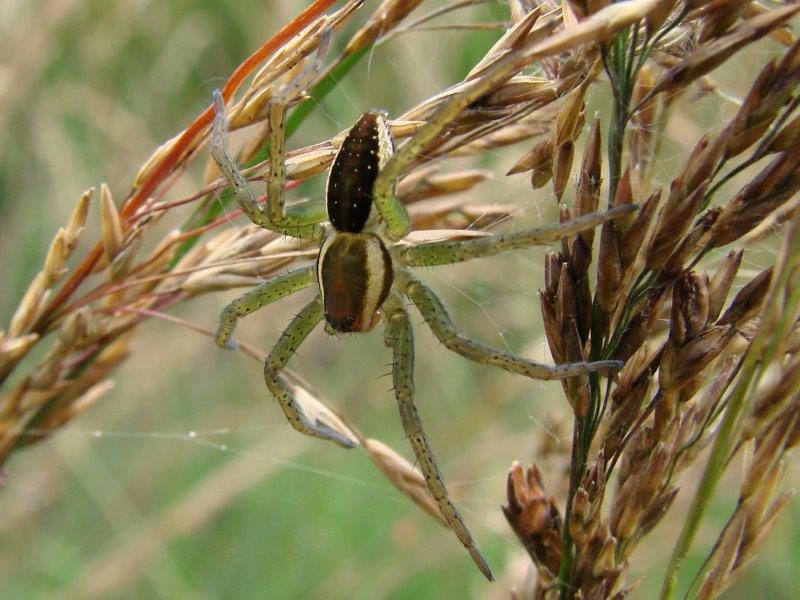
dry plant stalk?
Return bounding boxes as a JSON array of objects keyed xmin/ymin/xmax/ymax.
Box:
[
  {"xmin": 2, "ymin": 0, "xmax": 800, "ymax": 597},
  {"xmin": 499, "ymin": 2, "xmax": 800, "ymax": 599}
]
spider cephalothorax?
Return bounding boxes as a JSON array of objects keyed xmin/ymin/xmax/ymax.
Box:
[
  {"xmin": 209, "ymin": 45, "xmax": 633, "ymax": 580},
  {"xmin": 318, "ymin": 230, "xmax": 392, "ymax": 332},
  {"xmin": 318, "ymin": 112, "xmax": 394, "ymax": 333}
]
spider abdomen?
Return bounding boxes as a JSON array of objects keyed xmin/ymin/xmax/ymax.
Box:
[
  {"xmin": 317, "ymin": 232, "xmax": 393, "ymax": 332},
  {"xmin": 327, "ymin": 111, "xmax": 394, "ymax": 233}
]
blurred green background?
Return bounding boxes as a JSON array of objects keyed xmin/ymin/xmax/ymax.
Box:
[{"xmin": 1, "ymin": 1, "xmax": 798, "ymax": 598}]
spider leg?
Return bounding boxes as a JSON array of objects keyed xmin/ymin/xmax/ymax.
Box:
[
  {"xmin": 210, "ymin": 31, "xmax": 332, "ymax": 240},
  {"xmin": 401, "ymin": 204, "xmax": 636, "ymax": 267},
  {"xmin": 383, "ymin": 298, "xmax": 493, "ymax": 581},
  {"xmin": 370, "ymin": 182, "xmax": 412, "ymax": 241},
  {"xmin": 264, "ymin": 295, "xmax": 355, "ymax": 448},
  {"xmin": 371, "ymin": 37, "xmax": 568, "ymax": 242},
  {"xmin": 264, "ymin": 30, "xmax": 331, "ymax": 228},
  {"xmin": 215, "ymin": 265, "xmax": 317, "ymax": 349},
  {"xmin": 210, "ymin": 92, "xmax": 320, "ymax": 240},
  {"xmin": 368, "ymin": 133, "xmax": 412, "ymax": 240},
  {"xmin": 400, "ymin": 271, "xmax": 621, "ymax": 379}
]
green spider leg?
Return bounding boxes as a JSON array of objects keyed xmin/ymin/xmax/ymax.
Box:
[
  {"xmin": 215, "ymin": 265, "xmax": 317, "ymax": 349},
  {"xmin": 401, "ymin": 204, "xmax": 637, "ymax": 267},
  {"xmin": 382, "ymin": 295, "xmax": 493, "ymax": 581},
  {"xmin": 264, "ymin": 295, "xmax": 355, "ymax": 449},
  {"xmin": 370, "ymin": 26, "xmax": 560, "ymax": 241},
  {"xmin": 398, "ymin": 270, "xmax": 621, "ymax": 378},
  {"xmin": 210, "ymin": 32, "xmax": 331, "ymax": 241}
]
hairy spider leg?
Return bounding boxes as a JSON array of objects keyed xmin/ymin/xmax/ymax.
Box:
[
  {"xmin": 210, "ymin": 92, "xmax": 320, "ymax": 241},
  {"xmin": 400, "ymin": 271, "xmax": 621, "ymax": 378},
  {"xmin": 383, "ymin": 296, "xmax": 494, "ymax": 581},
  {"xmin": 210, "ymin": 31, "xmax": 332, "ymax": 241},
  {"xmin": 401, "ymin": 204, "xmax": 637, "ymax": 267},
  {"xmin": 264, "ymin": 295, "xmax": 355, "ymax": 449},
  {"xmin": 371, "ymin": 24, "xmax": 567, "ymax": 241},
  {"xmin": 215, "ymin": 265, "xmax": 317, "ymax": 350}
]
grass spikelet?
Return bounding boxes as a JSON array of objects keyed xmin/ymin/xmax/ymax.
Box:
[{"xmin": 3, "ymin": 1, "xmax": 800, "ymax": 597}]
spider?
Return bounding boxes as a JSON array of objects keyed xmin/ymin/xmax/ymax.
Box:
[{"xmin": 209, "ymin": 42, "xmax": 630, "ymax": 581}]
